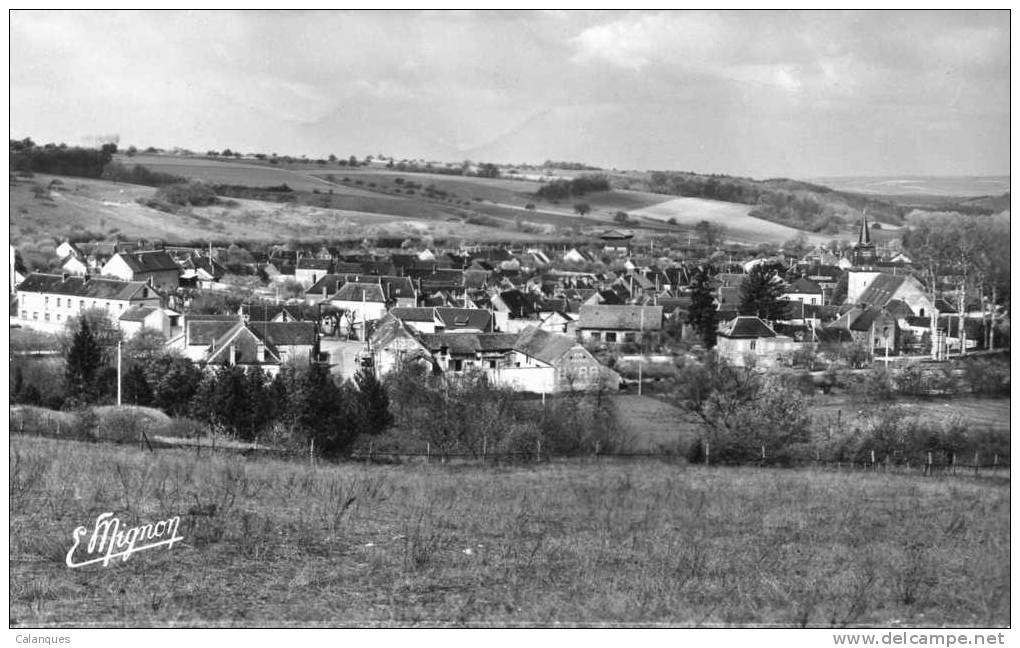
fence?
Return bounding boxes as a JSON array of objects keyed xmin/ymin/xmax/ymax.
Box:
[{"xmin": 10, "ymin": 417, "xmax": 1009, "ymax": 479}]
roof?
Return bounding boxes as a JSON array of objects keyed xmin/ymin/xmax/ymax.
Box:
[
  {"xmin": 718, "ymin": 316, "xmax": 778, "ymax": 339},
  {"xmin": 600, "ymin": 229, "xmax": 634, "ymax": 240},
  {"xmin": 119, "ymin": 307, "xmax": 158, "ymax": 322},
  {"xmin": 249, "ymin": 321, "xmax": 317, "ymax": 346},
  {"xmin": 17, "ymin": 273, "xmax": 152, "ymax": 301},
  {"xmin": 513, "ymin": 326, "xmax": 577, "ymax": 364},
  {"xmin": 186, "ymin": 319, "xmax": 240, "ymax": 346},
  {"xmin": 578, "ymin": 305, "xmax": 664, "ymax": 331},
  {"xmin": 436, "ymin": 307, "xmax": 493, "ymax": 332},
  {"xmin": 419, "ymin": 333, "xmax": 517, "ymax": 356},
  {"xmin": 331, "ymin": 282, "xmax": 386, "ymax": 302},
  {"xmin": 296, "ymin": 258, "xmax": 334, "ymax": 271},
  {"xmin": 390, "ymin": 307, "xmax": 436, "ymax": 323},
  {"xmin": 784, "ymin": 277, "xmax": 823, "ymax": 295},
  {"xmin": 884, "ymin": 299, "xmax": 915, "ymax": 319},
  {"xmin": 855, "ymin": 273, "xmax": 907, "ymax": 308},
  {"xmin": 112, "ymin": 250, "xmax": 180, "ymax": 274}
]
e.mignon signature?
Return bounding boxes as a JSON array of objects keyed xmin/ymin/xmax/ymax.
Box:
[{"xmin": 66, "ymin": 511, "xmax": 184, "ymax": 568}]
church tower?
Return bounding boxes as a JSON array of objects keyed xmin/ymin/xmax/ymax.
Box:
[{"xmin": 852, "ymin": 211, "xmax": 877, "ymax": 268}]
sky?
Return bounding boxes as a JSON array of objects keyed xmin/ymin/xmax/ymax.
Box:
[{"xmin": 8, "ymin": 10, "xmax": 1010, "ymax": 179}]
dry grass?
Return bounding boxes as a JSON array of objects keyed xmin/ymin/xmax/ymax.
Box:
[{"xmin": 10, "ymin": 434, "xmax": 1008, "ymax": 628}]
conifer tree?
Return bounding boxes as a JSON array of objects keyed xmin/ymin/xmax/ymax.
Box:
[
  {"xmin": 687, "ymin": 265, "xmax": 718, "ymax": 349},
  {"xmin": 65, "ymin": 318, "xmax": 103, "ymax": 405}
]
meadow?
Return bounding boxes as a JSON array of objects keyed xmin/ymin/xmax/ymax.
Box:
[
  {"xmin": 10, "ymin": 433, "xmax": 1009, "ymax": 627},
  {"xmin": 629, "ymin": 197, "xmax": 830, "ymax": 246}
]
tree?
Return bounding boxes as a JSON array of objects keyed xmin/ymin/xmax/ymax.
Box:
[
  {"xmin": 150, "ymin": 355, "xmax": 203, "ymax": 417},
  {"xmin": 613, "ymin": 211, "xmax": 628, "ymax": 223},
  {"xmin": 352, "ymin": 369, "xmax": 394, "ymax": 436},
  {"xmin": 122, "ymin": 364, "xmax": 153, "ymax": 406},
  {"xmin": 476, "ymin": 163, "xmax": 500, "ymax": 178},
  {"xmin": 694, "ymin": 220, "xmax": 725, "ymax": 247},
  {"xmin": 574, "ymin": 203, "xmax": 592, "ymax": 216},
  {"xmin": 687, "ymin": 265, "xmax": 718, "ymax": 349},
  {"xmin": 739, "ymin": 262, "xmax": 786, "ymax": 322},
  {"xmin": 294, "ymin": 363, "xmax": 358, "ymax": 456},
  {"xmin": 65, "ymin": 318, "xmax": 104, "ymax": 405}
]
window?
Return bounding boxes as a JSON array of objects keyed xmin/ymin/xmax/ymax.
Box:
[
  {"xmin": 56, "ymin": 314, "xmax": 61, "ymax": 321},
  {"xmin": 57, "ymin": 298, "xmax": 62, "ymax": 307},
  {"xmin": 489, "ymin": 361, "xmax": 497, "ymax": 369},
  {"xmin": 32, "ymin": 312, "xmax": 38, "ymax": 320},
  {"xmin": 44, "ymin": 296, "xmax": 49, "ymax": 307},
  {"xmin": 605, "ymin": 332, "xmax": 617, "ymax": 343},
  {"xmin": 44, "ymin": 313, "xmax": 50, "ymax": 322},
  {"xmin": 21, "ymin": 310, "xmax": 26, "ymax": 319},
  {"xmin": 624, "ymin": 332, "xmax": 636, "ymax": 343},
  {"xmin": 79, "ymin": 300, "xmax": 84, "ymax": 310},
  {"xmin": 453, "ymin": 359, "xmax": 463, "ymax": 372},
  {"xmin": 750, "ymin": 340, "xmax": 757, "ymax": 350},
  {"xmin": 120, "ymin": 303, "xmax": 124, "ymax": 310},
  {"xmin": 591, "ymin": 331, "xmax": 601, "ymax": 341}
]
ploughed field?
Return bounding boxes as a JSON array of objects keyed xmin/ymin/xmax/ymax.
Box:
[{"xmin": 10, "ymin": 435, "xmax": 1008, "ymax": 627}]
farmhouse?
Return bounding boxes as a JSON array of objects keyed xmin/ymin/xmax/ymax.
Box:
[
  {"xmin": 846, "ymin": 272, "xmax": 934, "ymax": 319},
  {"xmin": 715, "ymin": 315, "xmax": 797, "ymax": 368},
  {"xmin": 101, "ymin": 250, "xmax": 181, "ymax": 290},
  {"xmin": 576, "ymin": 304, "xmax": 663, "ymax": 345}
]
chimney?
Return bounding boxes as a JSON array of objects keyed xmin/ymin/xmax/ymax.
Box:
[
  {"xmin": 61, "ymin": 272, "xmax": 69, "ymax": 282},
  {"xmin": 229, "ymin": 344, "xmax": 237, "ymax": 365},
  {"xmin": 83, "ymin": 273, "xmax": 91, "ymax": 284}
]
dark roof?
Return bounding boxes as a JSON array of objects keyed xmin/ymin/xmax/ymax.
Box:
[
  {"xmin": 186, "ymin": 320, "xmax": 239, "ymax": 346},
  {"xmin": 436, "ymin": 307, "xmax": 493, "ymax": 332},
  {"xmin": 784, "ymin": 277, "xmax": 823, "ymax": 295},
  {"xmin": 119, "ymin": 307, "xmax": 157, "ymax": 322},
  {"xmin": 249, "ymin": 321, "xmax": 317, "ymax": 346},
  {"xmin": 884, "ymin": 299, "xmax": 915, "ymax": 319},
  {"xmin": 114, "ymin": 250, "xmax": 180, "ymax": 274},
  {"xmin": 578, "ymin": 305, "xmax": 663, "ymax": 331},
  {"xmin": 420, "ymin": 333, "xmax": 515, "ymax": 356},
  {"xmin": 718, "ymin": 316, "xmax": 778, "ymax": 339},
  {"xmin": 296, "ymin": 258, "xmax": 334, "ymax": 271},
  {"xmin": 17, "ymin": 273, "xmax": 151, "ymax": 301},
  {"xmin": 855, "ymin": 273, "xmax": 907, "ymax": 308},
  {"xmin": 499, "ymin": 289, "xmax": 539, "ymax": 318},
  {"xmin": 514, "ymin": 326, "xmax": 577, "ymax": 364},
  {"xmin": 332, "ymin": 282, "xmax": 386, "ymax": 302},
  {"xmin": 390, "ymin": 307, "xmax": 436, "ymax": 323}
]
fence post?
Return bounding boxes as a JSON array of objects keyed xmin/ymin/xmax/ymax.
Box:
[
  {"xmin": 705, "ymin": 441, "xmax": 710, "ymax": 466},
  {"xmin": 369, "ymin": 441, "xmax": 375, "ymax": 463},
  {"xmin": 426, "ymin": 442, "xmax": 430, "ymax": 466},
  {"xmin": 761, "ymin": 444, "xmax": 766, "ymax": 465},
  {"xmin": 926, "ymin": 451, "xmax": 933, "ymax": 477},
  {"xmin": 595, "ymin": 440, "xmax": 600, "ymax": 458},
  {"xmin": 870, "ymin": 449, "xmax": 876, "ymax": 471},
  {"xmin": 310, "ymin": 438, "xmax": 314, "ymax": 467},
  {"xmin": 536, "ymin": 439, "xmax": 541, "ymax": 463},
  {"xmin": 952, "ymin": 452, "xmax": 956, "ymax": 475},
  {"xmin": 993, "ymin": 453, "xmax": 998, "ymax": 469},
  {"xmin": 974, "ymin": 451, "xmax": 979, "ymax": 476}
]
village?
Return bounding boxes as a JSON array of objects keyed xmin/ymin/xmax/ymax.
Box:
[{"xmin": 10, "ymin": 209, "xmax": 995, "ymax": 399}]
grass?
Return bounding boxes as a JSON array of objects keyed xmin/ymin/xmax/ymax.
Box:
[
  {"xmin": 10, "ymin": 434, "xmax": 1009, "ymax": 627},
  {"xmin": 629, "ymin": 197, "xmax": 831, "ymax": 245}
]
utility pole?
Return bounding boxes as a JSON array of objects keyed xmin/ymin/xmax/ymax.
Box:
[
  {"xmin": 117, "ymin": 341, "xmax": 122, "ymax": 406},
  {"xmin": 638, "ymin": 306, "xmax": 644, "ymax": 396}
]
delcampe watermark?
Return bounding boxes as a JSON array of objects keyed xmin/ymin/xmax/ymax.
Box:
[{"xmin": 65, "ymin": 511, "xmax": 184, "ymax": 568}]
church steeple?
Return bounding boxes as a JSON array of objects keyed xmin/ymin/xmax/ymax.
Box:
[
  {"xmin": 858, "ymin": 210, "xmax": 871, "ymax": 246},
  {"xmin": 852, "ymin": 210, "xmax": 876, "ymax": 268}
]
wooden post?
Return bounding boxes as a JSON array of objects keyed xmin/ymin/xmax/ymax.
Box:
[
  {"xmin": 926, "ymin": 451, "xmax": 933, "ymax": 477},
  {"xmin": 595, "ymin": 440, "xmax": 600, "ymax": 457},
  {"xmin": 870, "ymin": 449, "xmax": 876, "ymax": 470},
  {"xmin": 482, "ymin": 436, "xmax": 487, "ymax": 465},
  {"xmin": 952, "ymin": 452, "xmax": 956, "ymax": 475},
  {"xmin": 536, "ymin": 439, "xmax": 541, "ymax": 463},
  {"xmin": 369, "ymin": 441, "xmax": 375, "ymax": 463},
  {"xmin": 310, "ymin": 438, "xmax": 314, "ymax": 467},
  {"xmin": 974, "ymin": 451, "xmax": 979, "ymax": 476},
  {"xmin": 704, "ymin": 441, "xmax": 710, "ymax": 466},
  {"xmin": 993, "ymin": 453, "xmax": 998, "ymax": 469},
  {"xmin": 761, "ymin": 444, "xmax": 766, "ymax": 463},
  {"xmin": 426, "ymin": 442, "xmax": 430, "ymax": 465}
]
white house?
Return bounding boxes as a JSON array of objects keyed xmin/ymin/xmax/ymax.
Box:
[
  {"xmin": 15, "ymin": 273, "xmax": 161, "ymax": 333},
  {"xmin": 716, "ymin": 316, "xmax": 797, "ymax": 368},
  {"xmin": 102, "ymin": 250, "xmax": 181, "ymax": 290}
]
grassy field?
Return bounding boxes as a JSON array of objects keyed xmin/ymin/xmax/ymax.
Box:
[
  {"xmin": 9, "ymin": 434, "xmax": 1008, "ymax": 627},
  {"xmin": 629, "ymin": 197, "xmax": 831, "ymax": 246}
]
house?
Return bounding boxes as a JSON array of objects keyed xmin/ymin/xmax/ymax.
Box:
[
  {"xmin": 576, "ymin": 304, "xmax": 663, "ymax": 345},
  {"xmin": 782, "ymin": 277, "xmax": 824, "ymax": 305},
  {"xmin": 181, "ymin": 256, "xmax": 227, "ymax": 288},
  {"xmin": 101, "ymin": 250, "xmax": 180, "ymax": 290},
  {"xmin": 15, "ymin": 273, "xmax": 161, "ymax": 332},
  {"xmin": 600, "ymin": 229, "xmax": 633, "ymax": 254},
  {"xmin": 181, "ymin": 319, "xmax": 318, "ymax": 376},
  {"xmin": 562, "ymin": 248, "xmax": 596, "ymax": 264},
  {"xmin": 329, "ymin": 282, "xmax": 388, "ymax": 338},
  {"xmin": 503, "ymin": 326, "xmax": 619, "ymax": 393},
  {"xmin": 847, "ymin": 272, "xmax": 935, "ymax": 319},
  {"xmin": 826, "ymin": 305, "xmax": 899, "ymax": 353},
  {"xmin": 56, "ymin": 240, "xmax": 83, "ymax": 261},
  {"xmin": 389, "ymin": 307, "xmax": 494, "ymax": 334},
  {"xmin": 60, "ymin": 255, "xmax": 89, "ymax": 277},
  {"xmin": 716, "ymin": 316, "xmax": 797, "ymax": 368},
  {"xmin": 119, "ymin": 306, "xmax": 181, "ymax": 340},
  {"xmin": 294, "ymin": 258, "xmax": 335, "ymax": 288}
]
